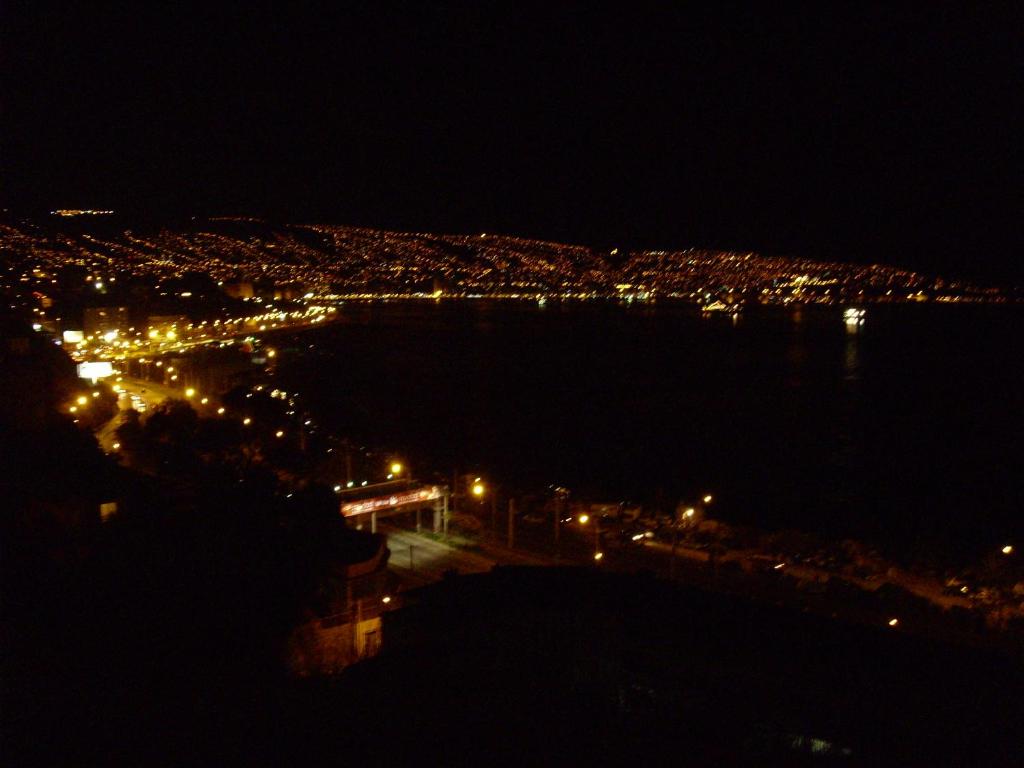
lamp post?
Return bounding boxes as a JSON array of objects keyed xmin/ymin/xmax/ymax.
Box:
[
  {"xmin": 670, "ymin": 494, "xmax": 710, "ymax": 580},
  {"xmin": 578, "ymin": 513, "xmax": 603, "ymax": 563}
]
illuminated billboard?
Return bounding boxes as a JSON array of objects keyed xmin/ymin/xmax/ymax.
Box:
[
  {"xmin": 77, "ymin": 361, "xmax": 115, "ymax": 380},
  {"xmin": 341, "ymin": 486, "xmax": 443, "ymax": 517}
]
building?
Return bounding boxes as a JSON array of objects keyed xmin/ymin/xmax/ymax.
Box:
[
  {"xmin": 222, "ymin": 281, "xmax": 254, "ymax": 299},
  {"xmin": 83, "ymin": 306, "xmax": 129, "ymax": 337}
]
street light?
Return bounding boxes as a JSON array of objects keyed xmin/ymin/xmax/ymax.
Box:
[
  {"xmin": 1003, "ymin": 545, "xmax": 1014, "ymax": 555},
  {"xmin": 184, "ymin": 387, "xmax": 195, "ymax": 398},
  {"xmin": 390, "ymin": 461, "xmax": 404, "ymax": 476},
  {"xmin": 471, "ymin": 478, "xmax": 485, "ymax": 497},
  {"xmin": 578, "ymin": 512, "xmax": 602, "ymax": 561}
]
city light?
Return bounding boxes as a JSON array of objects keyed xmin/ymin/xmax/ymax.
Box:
[
  {"xmin": 184, "ymin": 387, "xmax": 195, "ymax": 398},
  {"xmin": 382, "ymin": 596, "xmax": 391, "ymax": 604},
  {"xmin": 76, "ymin": 395, "xmax": 88, "ymax": 405},
  {"xmin": 217, "ymin": 407, "xmax": 225, "ymax": 415},
  {"xmin": 200, "ymin": 397, "xmax": 209, "ymax": 404},
  {"xmin": 703, "ymin": 494, "xmax": 713, "ymax": 503},
  {"xmin": 275, "ymin": 430, "xmax": 284, "ymax": 438},
  {"xmin": 594, "ymin": 552, "xmax": 604, "ymax": 561},
  {"xmin": 1002, "ymin": 545, "xmax": 1013, "ymax": 555},
  {"xmin": 390, "ymin": 461, "xmax": 403, "ymax": 475},
  {"xmin": 888, "ymin": 618, "xmax": 899, "ymax": 627},
  {"xmin": 471, "ymin": 479, "xmax": 485, "ymax": 497},
  {"xmin": 578, "ymin": 513, "xmax": 590, "ymax": 524},
  {"xmin": 684, "ymin": 507, "xmax": 695, "ymax": 518},
  {"xmin": 112, "ymin": 442, "xmax": 120, "ymax": 450},
  {"xmin": 243, "ymin": 417, "xmax": 252, "ymax": 425}
]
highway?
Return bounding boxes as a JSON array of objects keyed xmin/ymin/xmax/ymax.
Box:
[{"xmin": 94, "ymin": 375, "xmax": 215, "ymax": 454}]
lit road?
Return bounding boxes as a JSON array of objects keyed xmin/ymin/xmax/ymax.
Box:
[
  {"xmin": 94, "ymin": 375, "xmax": 211, "ymax": 454},
  {"xmin": 379, "ymin": 521, "xmax": 555, "ymax": 589}
]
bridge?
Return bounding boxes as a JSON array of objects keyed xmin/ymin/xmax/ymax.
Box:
[{"xmin": 338, "ymin": 480, "xmax": 451, "ymax": 535}]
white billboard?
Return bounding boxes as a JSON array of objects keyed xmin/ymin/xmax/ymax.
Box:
[{"xmin": 77, "ymin": 361, "xmax": 114, "ymax": 380}]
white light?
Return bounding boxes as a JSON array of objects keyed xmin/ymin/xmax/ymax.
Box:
[{"xmin": 77, "ymin": 361, "xmax": 114, "ymax": 379}]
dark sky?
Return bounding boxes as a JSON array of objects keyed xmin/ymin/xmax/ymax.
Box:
[{"xmin": 3, "ymin": 4, "xmax": 1021, "ymax": 280}]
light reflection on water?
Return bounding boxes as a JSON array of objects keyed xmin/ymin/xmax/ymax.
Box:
[{"xmin": 282, "ymin": 301, "xmax": 1024, "ymax": 559}]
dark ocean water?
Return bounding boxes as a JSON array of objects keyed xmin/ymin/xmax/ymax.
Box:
[{"xmin": 277, "ymin": 300, "xmax": 1024, "ymax": 562}]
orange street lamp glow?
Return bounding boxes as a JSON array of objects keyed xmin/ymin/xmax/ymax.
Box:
[
  {"xmin": 76, "ymin": 395, "xmax": 88, "ymax": 405},
  {"xmin": 471, "ymin": 479, "xmax": 485, "ymax": 497},
  {"xmin": 243, "ymin": 417, "xmax": 252, "ymax": 425},
  {"xmin": 594, "ymin": 551, "xmax": 604, "ymax": 561},
  {"xmin": 390, "ymin": 462, "xmax": 403, "ymax": 475},
  {"xmin": 578, "ymin": 513, "xmax": 590, "ymax": 524},
  {"xmin": 1003, "ymin": 545, "xmax": 1014, "ymax": 555},
  {"xmin": 888, "ymin": 618, "xmax": 899, "ymax": 627},
  {"xmin": 703, "ymin": 494, "xmax": 713, "ymax": 504},
  {"xmin": 275, "ymin": 430, "xmax": 284, "ymax": 438},
  {"xmin": 217, "ymin": 407, "xmax": 225, "ymax": 415},
  {"xmin": 184, "ymin": 387, "xmax": 195, "ymax": 398}
]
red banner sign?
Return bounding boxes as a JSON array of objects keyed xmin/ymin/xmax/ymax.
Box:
[{"xmin": 340, "ymin": 486, "xmax": 444, "ymax": 517}]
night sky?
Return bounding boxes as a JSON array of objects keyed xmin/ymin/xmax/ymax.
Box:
[{"xmin": 3, "ymin": 4, "xmax": 1021, "ymax": 280}]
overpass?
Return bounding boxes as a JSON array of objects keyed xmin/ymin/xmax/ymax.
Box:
[{"xmin": 339, "ymin": 480, "xmax": 451, "ymax": 535}]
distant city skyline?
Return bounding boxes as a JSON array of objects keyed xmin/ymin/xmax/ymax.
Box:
[{"xmin": 3, "ymin": 5, "xmax": 1021, "ymax": 282}]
